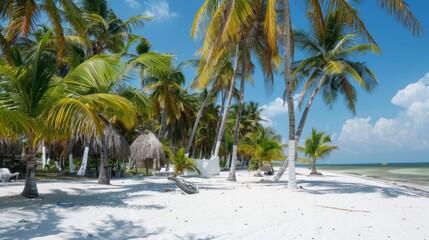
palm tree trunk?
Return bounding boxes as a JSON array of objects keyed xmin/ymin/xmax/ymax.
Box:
[
  {"xmin": 213, "ymin": 44, "xmax": 240, "ymax": 157},
  {"xmin": 269, "ymin": 0, "xmax": 296, "ymax": 188},
  {"xmin": 98, "ymin": 134, "xmax": 110, "ymax": 184},
  {"xmin": 67, "ymin": 137, "xmax": 75, "ymax": 173},
  {"xmin": 211, "ymin": 90, "xmax": 226, "ymax": 154},
  {"xmin": 21, "ymin": 150, "xmax": 39, "ymax": 198},
  {"xmin": 295, "ymin": 75, "xmax": 326, "ymax": 142},
  {"xmin": 158, "ymin": 108, "xmax": 168, "ymax": 140},
  {"xmin": 185, "ymin": 86, "xmax": 215, "ymax": 154},
  {"xmin": 310, "ymin": 160, "xmax": 318, "ymax": 175},
  {"xmin": 227, "ymin": 56, "xmax": 246, "ymax": 181}
]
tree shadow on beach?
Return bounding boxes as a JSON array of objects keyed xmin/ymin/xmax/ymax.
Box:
[
  {"xmin": 298, "ymin": 179, "xmax": 429, "ymax": 198},
  {"xmin": 0, "ymin": 178, "xmax": 179, "ymax": 239}
]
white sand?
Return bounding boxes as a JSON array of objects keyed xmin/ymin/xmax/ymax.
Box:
[{"xmin": 1, "ymin": 168, "xmax": 428, "ymax": 240}]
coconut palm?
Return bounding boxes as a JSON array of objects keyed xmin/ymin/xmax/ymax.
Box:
[
  {"xmin": 193, "ymin": 0, "xmax": 279, "ymax": 163},
  {"xmin": 292, "ymin": 10, "xmax": 380, "ymax": 146},
  {"xmin": 273, "ymin": 0, "xmax": 422, "ymax": 187},
  {"xmin": 144, "ymin": 63, "xmax": 186, "ymax": 140},
  {"xmin": 162, "ymin": 146, "xmax": 201, "ymax": 179},
  {"xmin": 0, "ymin": 30, "xmax": 60, "ymax": 197},
  {"xmin": 238, "ymin": 126, "xmax": 285, "ymax": 175},
  {"xmin": 0, "ymin": 0, "xmax": 86, "ymax": 61},
  {"xmin": 297, "ymin": 128, "xmax": 338, "ymax": 175},
  {"xmin": 80, "ymin": 0, "xmax": 151, "ymax": 55},
  {"xmin": 46, "ymin": 54, "xmax": 138, "ymax": 185}
]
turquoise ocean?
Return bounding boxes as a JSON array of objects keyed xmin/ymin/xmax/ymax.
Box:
[{"xmin": 298, "ymin": 162, "xmax": 429, "ymax": 192}]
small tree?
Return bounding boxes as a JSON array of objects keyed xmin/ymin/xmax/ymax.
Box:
[
  {"xmin": 297, "ymin": 128, "xmax": 338, "ymax": 175},
  {"xmin": 162, "ymin": 146, "xmax": 201, "ymax": 180}
]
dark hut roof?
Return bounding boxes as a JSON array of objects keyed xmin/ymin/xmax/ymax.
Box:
[
  {"xmin": 0, "ymin": 138, "xmax": 23, "ymax": 155},
  {"xmin": 130, "ymin": 130, "xmax": 164, "ymax": 161},
  {"xmin": 91, "ymin": 125, "xmax": 131, "ymax": 159}
]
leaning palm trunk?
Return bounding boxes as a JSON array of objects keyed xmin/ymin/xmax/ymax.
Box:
[
  {"xmin": 21, "ymin": 150, "xmax": 39, "ymax": 198},
  {"xmin": 213, "ymin": 44, "xmax": 240, "ymax": 157},
  {"xmin": 268, "ymin": 0, "xmax": 297, "ymax": 188},
  {"xmin": 227, "ymin": 57, "xmax": 246, "ymax": 181},
  {"xmin": 295, "ymin": 76, "xmax": 326, "ymax": 142},
  {"xmin": 185, "ymin": 86, "xmax": 215, "ymax": 154},
  {"xmin": 211, "ymin": 90, "xmax": 226, "ymax": 154}
]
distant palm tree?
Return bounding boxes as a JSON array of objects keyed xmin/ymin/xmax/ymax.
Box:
[
  {"xmin": 297, "ymin": 128, "xmax": 337, "ymax": 175},
  {"xmin": 144, "ymin": 64, "xmax": 186, "ymax": 141},
  {"xmin": 80, "ymin": 0, "xmax": 151, "ymax": 55},
  {"xmin": 238, "ymin": 126, "xmax": 285, "ymax": 175}
]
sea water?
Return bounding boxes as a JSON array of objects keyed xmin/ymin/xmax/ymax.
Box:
[{"xmin": 306, "ymin": 162, "xmax": 429, "ymax": 192}]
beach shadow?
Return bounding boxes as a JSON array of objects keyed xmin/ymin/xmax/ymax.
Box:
[
  {"xmin": 298, "ymin": 179, "xmax": 429, "ymax": 198},
  {"xmin": 0, "ymin": 179, "xmax": 178, "ymax": 239}
]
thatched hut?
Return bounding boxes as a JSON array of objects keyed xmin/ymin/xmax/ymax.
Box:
[
  {"xmin": 130, "ymin": 130, "xmax": 164, "ymax": 171},
  {"xmin": 0, "ymin": 138, "xmax": 22, "ymax": 156}
]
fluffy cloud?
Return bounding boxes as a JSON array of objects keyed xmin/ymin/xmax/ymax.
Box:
[
  {"xmin": 338, "ymin": 73, "xmax": 429, "ymax": 152},
  {"xmin": 260, "ymin": 96, "xmax": 299, "ymax": 127},
  {"xmin": 143, "ymin": 0, "xmax": 178, "ymax": 22},
  {"xmin": 125, "ymin": 0, "xmax": 141, "ymax": 9}
]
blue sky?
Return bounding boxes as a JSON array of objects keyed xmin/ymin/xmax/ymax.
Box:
[{"xmin": 112, "ymin": 0, "xmax": 429, "ymax": 164}]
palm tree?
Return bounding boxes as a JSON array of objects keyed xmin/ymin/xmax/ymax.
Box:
[
  {"xmin": 162, "ymin": 146, "xmax": 201, "ymax": 180},
  {"xmin": 144, "ymin": 63, "xmax": 186, "ymax": 141},
  {"xmin": 293, "ymin": 10, "xmax": 380, "ymax": 145},
  {"xmin": 273, "ymin": 0, "xmax": 422, "ymax": 187},
  {"xmin": 80, "ymin": 0, "xmax": 151, "ymax": 55},
  {"xmin": 297, "ymin": 128, "xmax": 338, "ymax": 175},
  {"xmin": 238, "ymin": 126, "xmax": 285, "ymax": 176},
  {"xmin": 0, "ymin": 31, "xmax": 59, "ymax": 197},
  {"xmin": 0, "ymin": 0, "xmax": 86, "ymax": 62},
  {"xmin": 46, "ymin": 55, "xmax": 138, "ymax": 185},
  {"xmin": 228, "ymin": 1, "xmax": 281, "ymax": 181}
]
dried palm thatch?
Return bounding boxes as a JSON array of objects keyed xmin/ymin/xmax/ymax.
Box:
[
  {"xmin": 131, "ymin": 130, "xmax": 164, "ymax": 169},
  {"xmin": 0, "ymin": 138, "xmax": 23, "ymax": 155},
  {"xmin": 92, "ymin": 124, "xmax": 131, "ymax": 159}
]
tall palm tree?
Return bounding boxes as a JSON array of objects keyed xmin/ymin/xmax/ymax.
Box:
[
  {"xmin": 80, "ymin": 0, "xmax": 151, "ymax": 55},
  {"xmin": 144, "ymin": 63, "xmax": 186, "ymax": 141},
  {"xmin": 0, "ymin": 30, "xmax": 59, "ymax": 197},
  {"xmin": 228, "ymin": 1, "xmax": 281, "ymax": 181},
  {"xmin": 273, "ymin": 0, "xmax": 422, "ymax": 187},
  {"xmin": 193, "ymin": 0, "xmax": 279, "ymax": 163},
  {"xmin": 0, "ymin": 0, "xmax": 86, "ymax": 62},
  {"xmin": 297, "ymin": 128, "xmax": 338, "ymax": 175},
  {"xmin": 293, "ymin": 10, "xmax": 380, "ymax": 146},
  {"xmin": 46, "ymin": 55, "xmax": 138, "ymax": 185}
]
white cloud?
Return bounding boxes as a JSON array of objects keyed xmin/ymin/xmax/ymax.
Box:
[
  {"xmin": 338, "ymin": 73, "xmax": 429, "ymax": 152},
  {"xmin": 125, "ymin": 0, "xmax": 141, "ymax": 9},
  {"xmin": 259, "ymin": 96, "xmax": 299, "ymax": 127},
  {"xmin": 143, "ymin": 0, "xmax": 178, "ymax": 22}
]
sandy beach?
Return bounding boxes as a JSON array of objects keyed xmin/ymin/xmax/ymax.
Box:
[{"xmin": 1, "ymin": 168, "xmax": 428, "ymax": 240}]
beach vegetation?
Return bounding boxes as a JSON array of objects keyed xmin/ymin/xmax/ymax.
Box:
[{"xmin": 297, "ymin": 128, "xmax": 338, "ymax": 175}]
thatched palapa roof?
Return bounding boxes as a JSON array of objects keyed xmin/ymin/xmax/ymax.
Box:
[
  {"xmin": 131, "ymin": 130, "xmax": 164, "ymax": 161},
  {"xmin": 0, "ymin": 138, "xmax": 23, "ymax": 155},
  {"xmin": 90, "ymin": 124, "xmax": 131, "ymax": 159}
]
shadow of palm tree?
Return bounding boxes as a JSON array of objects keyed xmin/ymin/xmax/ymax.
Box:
[{"xmin": 298, "ymin": 179, "xmax": 429, "ymax": 198}]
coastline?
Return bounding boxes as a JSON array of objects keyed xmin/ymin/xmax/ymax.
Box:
[{"xmin": 1, "ymin": 169, "xmax": 429, "ymax": 239}]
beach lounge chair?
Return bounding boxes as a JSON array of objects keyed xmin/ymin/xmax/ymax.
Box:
[
  {"xmin": 152, "ymin": 166, "xmax": 174, "ymax": 177},
  {"xmin": 0, "ymin": 168, "xmax": 19, "ymax": 182}
]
